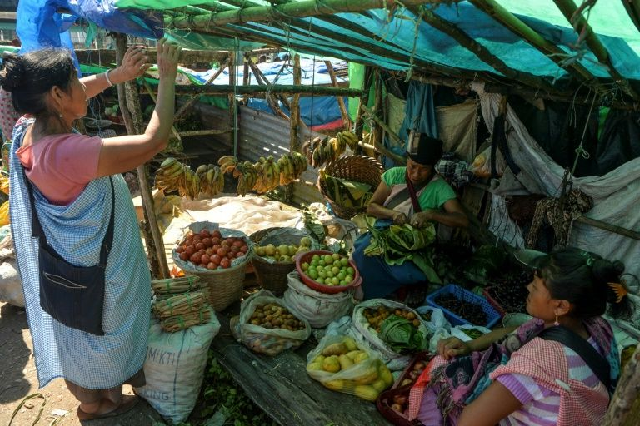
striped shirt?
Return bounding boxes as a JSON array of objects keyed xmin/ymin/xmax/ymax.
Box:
[{"xmin": 497, "ymin": 337, "xmax": 603, "ymax": 425}]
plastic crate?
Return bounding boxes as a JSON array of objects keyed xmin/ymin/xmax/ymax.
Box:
[
  {"xmin": 426, "ymin": 284, "xmax": 501, "ymax": 328},
  {"xmin": 482, "ymin": 288, "xmax": 507, "ymax": 317}
]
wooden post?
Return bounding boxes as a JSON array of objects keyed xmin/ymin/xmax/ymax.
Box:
[
  {"xmin": 142, "ymin": 80, "xmax": 183, "ymax": 149},
  {"xmin": 242, "ymin": 53, "xmax": 250, "ymax": 104},
  {"xmin": 115, "ymin": 33, "xmax": 169, "ymax": 279},
  {"xmin": 286, "ymin": 54, "xmax": 302, "ymax": 203},
  {"xmin": 247, "ymin": 57, "xmax": 289, "ymax": 120},
  {"xmin": 354, "ymin": 66, "xmax": 373, "ymax": 155},
  {"xmin": 603, "ymin": 343, "xmax": 640, "ymax": 425},
  {"xmin": 228, "ymin": 51, "xmax": 238, "ymax": 157},
  {"xmin": 174, "ymin": 58, "xmax": 229, "ymax": 121},
  {"xmin": 324, "ymin": 60, "xmax": 350, "ymax": 129}
]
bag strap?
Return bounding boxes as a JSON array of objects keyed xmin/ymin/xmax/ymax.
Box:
[
  {"xmin": 538, "ymin": 325, "xmax": 611, "ymax": 392},
  {"xmin": 25, "ymin": 170, "xmax": 116, "ymax": 268}
]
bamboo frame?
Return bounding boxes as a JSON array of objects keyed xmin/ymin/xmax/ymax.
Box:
[
  {"xmin": 419, "ymin": 7, "xmax": 556, "ymax": 93},
  {"xmin": 174, "ymin": 58, "xmax": 229, "ymax": 121},
  {"xmin": 553, "ymin": 0, "xmax": 638, "ymax": 100},
  {"xmin": 354, "ymin": 66, "xmax": 373, "ymax": 155},
  {"xmin": 468, "ymin": 0, "xmax": 596, "ymax": 84},
  {"xmin": 246, "ymin": 56, "xmax": 289, "ymax": 120},
  {"xmin": 621, "ymin": 0, "xmax": 640, "ymax": 33},
  {"xmin": 361, "ymin": 105, "xmax": 406, "ymax": 165}
]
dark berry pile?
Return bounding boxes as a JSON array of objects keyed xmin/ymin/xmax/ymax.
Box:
[
  {"xmin": 486, "ymin": 270, "xmax": 532, "ymax": 314},
  {"xmin": 434, "ymin": 294, "xmax": 488, "ymax": 326}
]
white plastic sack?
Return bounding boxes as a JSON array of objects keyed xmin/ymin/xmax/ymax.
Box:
[
  {"xmin": 0, "ymin": 259, "xmax": 23, "ymax": 307},
  {"xmin": 283, "ymin": 271, "xmax": 354, "ymax": 328},
  {"xmin": 416, "ymin": 305, "xmax": 451, "ymax": 353},
  {"xmin": 134, "ymin": 308, "xmax": 221, "ymax": 424}
]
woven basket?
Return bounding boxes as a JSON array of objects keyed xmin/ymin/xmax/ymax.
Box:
[
  {"xmin": 249, "ymin": 227, "xmax": 313, "ymax": 295},
  {"xmin": 172, "ymin": 222, "xmax": 252, "ymax": 312},
  {"xmin": 318, "ymin": 155, "xmax": 384, "ymax": 219}
]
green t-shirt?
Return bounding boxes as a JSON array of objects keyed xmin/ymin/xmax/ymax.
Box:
[{"xmin": 382, "ymin": 166, "xmax": 456, "ymax": 210}]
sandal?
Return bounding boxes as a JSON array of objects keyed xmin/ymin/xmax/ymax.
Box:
[{"xmin": 77, "ymin": 395, "xmax": 139, "ymax": 421}]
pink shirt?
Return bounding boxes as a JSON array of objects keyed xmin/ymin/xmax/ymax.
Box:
[{"xmin": 17, "ymin": 133, "xmax": 102, "ymax": 205}]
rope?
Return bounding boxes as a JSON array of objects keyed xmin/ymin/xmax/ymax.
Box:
[{"xmin": 8, "ymin": 393, "xmax": 46, "ymax": 426}]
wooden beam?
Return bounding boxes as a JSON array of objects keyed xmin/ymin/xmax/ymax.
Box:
[
  {"xmin": 246, "ymin": 56, "xmax": 289, "ymax": 120},
  {"xmin": 372, "ymin": 69, "xmax": 384, "ymax": 153},
  {"xmin": 468, "ymin": 0, "xmax": 596, "ymax": 83},
  {"xmin": 418, "ymin": 7, "xmax": 557, "ymax": 93},
  {"xmin": 228, "ymin": 50, "xmax": 238, "ymax": 157},
  {"xmin": 553, "ymin": 0, "xmax": 638, "ymax": 100},
  {"xmin": 575, "ymin": 216, "xmax": 640, "ymax": 241},
  {"xmin": 324, "ymin": 61, "xmax": 350, "ymax": 129},
  {"xmin": 290, "ymin": 54, "xmax": 302, "ymax": 154},
  {"xmin": 242, "ymin": 54, "xmax": 250, "ymax": 104},
  {"xmin": 178, "ymin": 129, "xmax": 232, "ymax": 137},
  {"xmin": 621, "ymin": 0, "xmax": 640, "ymax": 33},
  {"xmin": 115, "ymin": 34, "xmax": 169, "ymax": 280},
  {"xmin": 362, "ymin": 105, "xmax": 406, "ymax": 165},
  {"xmin": 165, "ymin": 0, "xmax": 437, "ymax": 27},
  {"xmin": 75, "ymin": 48, "xmax": 228, "ymax": 67},
  {"xmin": 146, "ymin": 84, "xmax": 363, "ymax": 97}
]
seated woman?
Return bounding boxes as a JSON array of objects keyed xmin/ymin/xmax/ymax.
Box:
[
  {"xmin": 352, "ymin": 133, "xmax": 468, "ymax": 300},
  {"xmin": 408, "ymin": 247, "xmax": 625, "ymax": 426}
]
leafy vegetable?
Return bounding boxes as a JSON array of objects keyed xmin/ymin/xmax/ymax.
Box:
[
  {"xmin": 379, "ymin": 315, "xmax": 427, "ymax": 353},
  {"xmin": 463, "ymin": 245, "xmax": 508, "ymax": 285}
]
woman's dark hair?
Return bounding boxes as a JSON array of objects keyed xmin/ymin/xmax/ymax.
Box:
[
  {"xmin": 535, "ymin": 247, "xmax": 630, "ymax": 319},
  {"xmin": 0, "ymin": 49, "xmax": 75, "ymax": 116}
]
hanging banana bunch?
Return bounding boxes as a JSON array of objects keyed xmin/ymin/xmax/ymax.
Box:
[
  {"xmin": 155, "ymin": 157, "xmax": 185, "ymax": 192},
  {"xmin": 277, "ymin": 154, "xmax": 295, "ymax": 186},
  {"xmin": 197, "ymin": 164, "xmax": 224, "ymax": 197},
  {"xmin": 179, "ymin": 166, "xmax": 199, "ymax": 198},
  {"xmin": 337, "ymin": 130, "xmax": 358, "ymax": 151},
  {"xmin": 236, "ymin": 161, "xmax": 258, "ymax": 196},
  {"xmin": 290, "ymin": 151, "xmax": 308, "ymax": 179},
  {"xmin": 217, "ymin": 156, "xmax": 238, "ymax": 175}
]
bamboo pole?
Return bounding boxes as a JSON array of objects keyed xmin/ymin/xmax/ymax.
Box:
[
  {"xmin": 419, "ymin": 8, "xmax": 556, "ymax": 93},
  {"xmin": 165, "ymin": 0, "xmax": 437, "ymax": 27},
  {"xmin": 575, "ymin": 216, "xmax": 640, "ymax": 241},
  {"xmin": 354, "ymin": 66, "xmax": 373, "ymax": 155},
  {"xmin": 285, "ymin": 54, "xmax": 302, "ymax": 203},
  {"xmin": 372, "ymin": 69, "xmax": 384, "ymax": 154},
  {"xmin": 115, "ymin": 34, "xmax": 169, "ymax": 280},
  {"xmin": 621, "ymin": 0, "xmax": 640, "ymax": 33},
  {"xmin": 144, "ymin": 84, "xmax": 363, "ymax": 97},
  {"xmin": 178, "ymin": 129, "xmax": 232, "ymax": 137},
  {"xmin": 361, "ymin": 105, "xmax": 406, "ymax": 165},
  {"xmin": 553, "ymin": 0, "xmax": 638, "ymax": 100},
  {"xmin": 228, "ymin": 50, "xmax": 238, "ymax": 157},
  {"xmin": 174, "ymin": 58, "xmax": 229, "ymax": 121},
  {"xmin": 468, "ymin": 0, "xmax": 596, "ymax": 83},
  {"xmin": 242, "ymin": 54, "xmax": 250, "ymax": 104},
  {"xmin": 246, "ymin": 57, "xmax": 289, "ymax": 120},
  {"xmin": 324, "ymin": 60, "xmax": 350, "ymax": 129}
]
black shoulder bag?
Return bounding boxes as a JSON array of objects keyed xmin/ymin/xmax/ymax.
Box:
[
  {"xmin": 26, "ymin": 175, "xmax": 115, "ymax": 336},
  {"xmin": 538, "ymin": 325, "xmax": 612, "ymax": 393}
]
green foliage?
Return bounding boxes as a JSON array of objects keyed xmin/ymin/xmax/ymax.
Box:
[{"xmin": 193, "ymin": 350, "xmax": 279, "ymax": 426}]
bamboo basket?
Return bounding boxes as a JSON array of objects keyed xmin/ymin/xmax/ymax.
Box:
[
  {"xmin": 172, "ymin": 222, "xmax": 252, "ymax": 312},
  {"xmin": 318, "ymin": 155, "xmax": 384, "ymax": 219},
  {"xmin": 249, "ymin": 227, "xmax": 315, "ymax": 295}
]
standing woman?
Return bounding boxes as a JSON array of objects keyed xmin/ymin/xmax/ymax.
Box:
[{"xmin": 1, "ymin": 39, "xmax": 180, "ymax": 420}]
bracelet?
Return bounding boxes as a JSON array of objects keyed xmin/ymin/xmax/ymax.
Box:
[{"xmin": 104, "ymin": 70, "xmax": 113, "ymax": 87}]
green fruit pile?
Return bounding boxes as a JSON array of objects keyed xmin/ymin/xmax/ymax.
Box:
[
  {"xmin": 301, "ymin": 253, "xmax": 355, "ymax": 286},
  {"xmin": 255, "ymin": 236, "xmax": 312, "ymax": 263}
]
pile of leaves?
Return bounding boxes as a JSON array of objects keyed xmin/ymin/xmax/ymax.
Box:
[
  {"xmin": 188, "ymin": 351, "xmax": 278, "ymax": 426},
  {"xmin": 364, "ymin": 221, "xmax": 439, "ymax": 283},
  {"xmin": 379, "ymin": 315, "xmax": 427, "ymax": 353}
]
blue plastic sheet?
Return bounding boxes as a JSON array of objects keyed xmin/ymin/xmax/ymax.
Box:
[{"xmin": 247, "ymin": 96, "xmax": 348, "ymax": 128}]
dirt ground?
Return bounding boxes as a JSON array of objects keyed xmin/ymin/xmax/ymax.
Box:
[{"xmin": 0, "ymin": 302, "xmax": 165, "ymax": 426}]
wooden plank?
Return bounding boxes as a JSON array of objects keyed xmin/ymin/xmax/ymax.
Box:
[
  {"xmin": 146, "ymin": 84, "xmax": 363, "ymax": 97},
  {"xmin": 210, "ymin": 315, "xmax": 391, "ymax": 426},
  {"xmin": 75, "ymin": 48, "xmax": 228, "ymax": 67}
]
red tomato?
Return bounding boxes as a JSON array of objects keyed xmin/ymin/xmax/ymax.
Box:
[
  {"xmin": 230, "ymin": 245, "xmax": 240, "ymax": 253},
  {"xmin": 193, "ymin": 235, "xmax": 202, "ymax": 242},
  {"xmin": 217, "ymin": 247, "xmax": 228, "ymax": 256},
  {"xmin": 211, "ymin": 237, "xmax": 220, "ymax": 245},
  {"xmin": 200, "ymin": 229, "xmax": 210, "ymax": 237},
  {"xmin": 190, "ymin": 253, "xmax": 201, "ymax": 264},
  {"xmin": 206, "ymin": 262, "xmax": 216, "ymax": 270},
  {"xmin": 211, "ymin": 255, "xmax": 221, "ymax": 265},
  {"xmin": 195, "ymin": 242, "xmax": 204, "ymax": 251},
  {"xmin": 212, "ymin": 245, "xmax": 221, "ymax": 252},
  {"xmin": 202, "ymin": 238, "xmax": 212, "ymax": 247},
  {"xmin": 232, "ymin": 240, "xmax": 243, "ymax": 248},
  {"xmin": 221, "ymin": 240, "xmax": 229, "ymax": 247},
  {"xmin": 205, "ymin": 248, "xmax": 213, "ymax": 256},
  {"xmin": 236, "ymin": 252, "xmax": 245, "ymax": 259},
  {"xmin": 220, "ymin": 258, "xmax": 230, "ymax": 269},
  {"xmin": 240, "ymin": 245, "xmax": 248, "ymax": 253},
  {"xmin": 176, "ymin": 245, "xmax": 184, "ymax": 254},
  {"xmin": 185, "ymin": 246, "xmax": 195, "ymax": 256},
  {"xmin": 201, "ymin": 254, "xmax": 210, "ymax": 265},
  {"xmin": 212, "ymin": 230, "xmax": 222, "ymax": 239},
  {"xmin": 227, "ymin": 252, "xmax": 234, "ymax": 259},
  {"xmin": 179, "ymin": 252, "xmax": 189, "ymax": 261}
]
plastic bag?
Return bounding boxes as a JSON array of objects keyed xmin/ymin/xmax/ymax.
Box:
[
  {"xmin": 450, "ymin": 324, "xmax": 491, "ymax": 342},
  {"xmin": 134, "ymin": 309, "xmax": 220, "ymax": 424},
  {"xmin": 235, "ymin": 289, "xmax": 311, "ymax": 356},
  {"xmin": 283, "ymin": 270, "xmax": 354, "ymax": 328},
  {"xmin": 470, "ymin": 146, "xmax": 505, "ymax": 177},
  {"xmin": 416, "ymin": 305, "xmax": 451, "ymax": 353},
  {"xmin": 352, "ymin": 299, "xmax": 431, "ymax": 372},
  {"xmin": 306, "ymin": 334, "xmax": 394, "ymax": 401}
]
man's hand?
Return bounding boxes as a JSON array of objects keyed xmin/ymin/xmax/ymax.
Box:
[
  {"xmin": 392, "ymin": 211, "xmax": 408, "ymax": 225},
  {"xmin": 410, "ymin": 210, "xmax": 435, "ymax": 228},
  {"xmin": 116, "ymin": 46, "xmax": 151, "ymax": 82},
  {"xmin": 436, "ymin": 337, "xmax": 471, "ymax": 360}
]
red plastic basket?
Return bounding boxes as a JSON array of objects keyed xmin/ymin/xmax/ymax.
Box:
[{"xmin": 295, "ymin": 250, "xmax": 362, "ymax": 294}]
